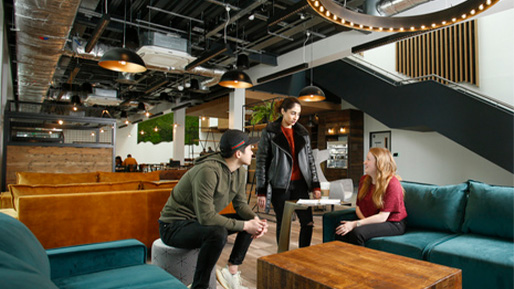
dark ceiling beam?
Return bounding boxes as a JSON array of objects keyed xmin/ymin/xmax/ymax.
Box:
[
  {"xmin": 250, "ymin": 17, "xmax": 325, "ymax": 51},
  {"xmin": 144, "ymin": 80, "xmax": 169, "ymax": 95},
  {"xmin": 205, "ymin": 0, "xmax": 267, "ymax": 38},
  {"xmin": 185, "ymin": 43, "xmax": 231, "ymax": 71},
  {"xmin": 267, "ymin": 1, "xmax": 309, "ymax": 27},
  {"xmin": 85, "ymin": 14, "xmax": 110, "ymax": 53}
]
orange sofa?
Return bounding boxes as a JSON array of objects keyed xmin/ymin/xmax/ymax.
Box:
[{"xmin": 0, "ymin": 171, "xmax": 178, "ymax": 249}]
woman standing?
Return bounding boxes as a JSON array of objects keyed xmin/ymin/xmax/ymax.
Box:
[
  {"xmin": 256, "ymin": 97, "xmax": 321, "ymax": 248},
  {"xmin": 334, "ymin": 147, "xmax": 407, "ymax": 245}
]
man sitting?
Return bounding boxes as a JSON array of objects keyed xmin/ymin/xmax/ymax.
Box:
[{"xmin": 159, "ymin": 129, "xmax": 268, "ymax": 289}]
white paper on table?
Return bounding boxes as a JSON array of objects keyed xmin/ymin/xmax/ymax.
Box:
[{"xmin": 297, "ymin": 199, "xmax": 341, "ymax": 205}]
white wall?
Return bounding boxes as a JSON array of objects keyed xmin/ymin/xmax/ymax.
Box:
[
  {"xmin": 353, "ymin": 8, "xmax": 514, "ymax": 186},
  {"xmin": 363, "ymin": 113, "xmax": 513, "ymax": 186},
  {"xmin": 477, "ymin": 8, "xmax": 514, "ymax": 107}
]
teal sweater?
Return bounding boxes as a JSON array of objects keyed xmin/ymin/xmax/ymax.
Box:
[{"xmin": 159, "ymin": 153, "xmax": 256, "ymax": 231}]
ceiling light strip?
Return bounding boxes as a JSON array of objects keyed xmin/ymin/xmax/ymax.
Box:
[{"xmin": 308, "ymin": 0, "xmax": 499, "ymax": 32}]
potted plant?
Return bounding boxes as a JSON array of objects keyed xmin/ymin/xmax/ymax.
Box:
[{"xmin": 250, "ymin": 101, "xmax": 278, "ymax": 125}]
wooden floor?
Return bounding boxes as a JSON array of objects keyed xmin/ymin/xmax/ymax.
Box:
[{"xmin": 215, "ymin": 209, "xmax": 327, "ymax": 289}]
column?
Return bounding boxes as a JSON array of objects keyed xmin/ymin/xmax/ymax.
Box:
[
  {"xmin": 229, "ymin": 88, "xmax": 245, "ymax": 130},
  {"xmin": 173, "ymin": 107, "xmax": 186, "ymax": 165}
]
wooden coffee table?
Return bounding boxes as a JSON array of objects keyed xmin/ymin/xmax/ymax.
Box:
[{"xmin": 258, "ymin": 241, "xmax": 462, "ymax": 289}]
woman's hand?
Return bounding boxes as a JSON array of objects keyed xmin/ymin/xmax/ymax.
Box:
[
  {"xmin": 335, "ymin": 220, "xmax": 357, "ymax": 236},
  {"xmin": 257, "ymin": 196, "xmax": 266, "ymax": 210},
  {"xmin": 312, "ymin": 189, "xmax": 322, "ymax": 199}
]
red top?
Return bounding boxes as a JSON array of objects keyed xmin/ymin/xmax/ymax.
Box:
[
  {"xmin": 281, "ymin": 126, "xmax": 302, "ymax": 181},
  {"xmin": 356, "ymin": 175, "xmax": 407, "ymax": 222}
]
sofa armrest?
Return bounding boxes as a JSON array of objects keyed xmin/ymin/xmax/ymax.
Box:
[
  {"xmin": 322, "ymin": 208, "xmax": 358, "ymax": 243},
  {"xmin": 47, "ymin": 239, "xmax": 147, "ymax": 279},
  {"xmin": 0, "ymin": 191, "xmax": 13, "ymax": 209}
]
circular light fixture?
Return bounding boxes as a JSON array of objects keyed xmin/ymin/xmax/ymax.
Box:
[
  {"xmin": 308, "ymin": 0, "xmax": 500, "ymax": 32},
  {"xmin": 298, "ymin": 85, "xmax": 326, "ymax": 102},
  {"xmin": 219, "ymin": 70, "xmax": 253, "ymax": 89},
  {"xmin": 98, "ymin": 48, "xmax": 147, "ymax": 73}
]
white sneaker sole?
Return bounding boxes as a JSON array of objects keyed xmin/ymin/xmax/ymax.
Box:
[{"xmin": 216, "ymin": 269, "xmax": 230, "ymax": 289}]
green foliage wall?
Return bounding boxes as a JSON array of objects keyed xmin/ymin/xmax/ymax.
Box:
[{"xmin": 137, "ymin": 113, "xmax": 199, "ymax": 145}]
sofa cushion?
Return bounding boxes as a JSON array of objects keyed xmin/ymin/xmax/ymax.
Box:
[
  {"xmin": 16, "ymin": 172, "xmax": 98, "ymax": 185},
  {"xmin": 52, "ymin": 263, "xmax": 188, "ymax": 289},
  {"xmin": 462, "ymin": 180, "xmax": 514, "ymax": 239},
  {"xmin": 140, "ymin": 180, "xmax": 178, "ymax": 190},
  {"xmin": 366, "ymin": 229, "xmax": 458, "ymax": 260},
  {"xmin": 401, "ymin": 181, "xmax": 468, "ymax": 233},
  {"xmin": 427, "ymin": 234, "xmax": 514, "ymax": 289},
  {"xmin": 0, "ymin": 213, "xmax": 51, "ymax": 277},
  {"xmin": 10, "ymin": 181, "xmax": 142, "ymax": 210},
  {"xmin": 98, "ymin": 171, "xmax": 160, "ymax": 183}
]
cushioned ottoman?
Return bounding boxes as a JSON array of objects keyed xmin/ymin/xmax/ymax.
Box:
[{"xmin": 151, "ymin": 238, "xmax": 217, "ymax": 288}]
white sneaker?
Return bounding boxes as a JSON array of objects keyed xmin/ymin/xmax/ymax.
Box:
[{"xmin": 216, "ymin": 266, "xmax": 248, "ymax": 289}]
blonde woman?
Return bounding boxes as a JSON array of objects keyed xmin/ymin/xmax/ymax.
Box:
[{"xmin": 334, "ymin": 147, "xmax": 407, "ymax": 245}]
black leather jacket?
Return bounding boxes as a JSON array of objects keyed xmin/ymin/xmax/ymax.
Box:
[{"xmin": 255, "ymin": 119, "xmax": 320, "ymax": 197}]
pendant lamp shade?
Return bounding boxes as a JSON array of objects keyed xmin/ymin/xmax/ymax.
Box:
[
  {"xmin": 219, "ymin": 70, "xmax": 253, "ymax": 89},
  {"xmin": 298, "ymin": 85, "xmax": 326, "ymax": 102},
  {"xmin": 98, "ymin": 48, "xmax": 147, "ymax": 73}
]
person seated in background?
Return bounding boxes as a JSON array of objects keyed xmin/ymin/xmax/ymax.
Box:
[
  {"xmin": 115, "ymin": 156, "xmax": 125, "ymax": 172},
  {"xmin": 207, "ymin": 146, "xmax": 214, "ymax": 153},
  {"xmin": 159, "ymin": 129, "xmax": 268, "ymax": 289},
  {"xmin": 332, "ymin": 147, "xmax": 407, "ymax": 246},
  {"xmin": 122, "ymin": 154, "xmax": 138, "ymax": 172}
]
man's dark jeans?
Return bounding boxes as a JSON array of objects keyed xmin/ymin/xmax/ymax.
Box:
[{"xmin": 159, "ymin": 214, "xmax": 252, "ymax": 289}]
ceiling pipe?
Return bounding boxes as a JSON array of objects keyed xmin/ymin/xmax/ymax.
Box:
[
  {"xmin": 365, "ymin": 0, "xmax": 432, "ymax": 16},
  {"xmin": 14, "ymin": 0, "xmax": 82, "ymax": 102}
]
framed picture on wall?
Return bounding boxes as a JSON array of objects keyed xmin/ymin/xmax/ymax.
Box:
[{"xmin": 370, "ymin": 131, "xmax": 392, "ymax": 151}]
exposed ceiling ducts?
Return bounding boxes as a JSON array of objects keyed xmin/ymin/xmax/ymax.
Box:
[{"xmin": 14, "ymin": 0, "xmax": 82, "ymax": 102}]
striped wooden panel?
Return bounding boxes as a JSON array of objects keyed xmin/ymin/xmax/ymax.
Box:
[{"xmin": 396, "ymin": 20, "xmax": 478, "ymax": 86}]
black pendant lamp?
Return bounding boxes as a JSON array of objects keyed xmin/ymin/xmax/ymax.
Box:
[
  {"xmin": 298, "ymin": 84, "xmax": 325, "ymax": 102},
  {"xmin": 219, "ymin": 55, "xmax": 253, "ymax": 89},
  {"xmin": 98, "ymin": 0, "xmax": 146, "ymax": 73},
  {"xmin": 298, "ymin": 32, "xmax": 325, "ymax": 102},
  {"xmin": 99, "ymin": 48, "xmax": 146, "ymax": 73}
]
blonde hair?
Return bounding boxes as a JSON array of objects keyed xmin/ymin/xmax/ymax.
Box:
[{"xmin": 358, "ymin": 147, "xmax": 403, "ymax": 209}]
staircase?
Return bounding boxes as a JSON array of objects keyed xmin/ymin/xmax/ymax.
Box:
[{"xmin": 313, "ymin": 57, "xmax": 514, "ymax": 173}]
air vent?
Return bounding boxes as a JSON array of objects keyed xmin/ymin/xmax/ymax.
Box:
[
  {"xmin": 84, "ymin": 88, "xmax": 122, "ymax": 106},
  {"xmin": 137, "ymin": 32, "xmax": 196, "ymax": 69}
]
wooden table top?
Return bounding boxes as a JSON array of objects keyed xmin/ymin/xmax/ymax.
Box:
[{"xmin": 258, "ymin": 241, "xmax": 462, "ymax": 289}]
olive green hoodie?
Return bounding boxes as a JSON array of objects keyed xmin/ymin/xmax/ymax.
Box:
[{"xmin": 159, "ymin": 153, "xmax": 256, "ymax": 231}]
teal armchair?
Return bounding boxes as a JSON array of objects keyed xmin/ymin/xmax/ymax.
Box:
[{"xmin": 0, "ymin": 213, "xmax": 187, "ymax": 289}]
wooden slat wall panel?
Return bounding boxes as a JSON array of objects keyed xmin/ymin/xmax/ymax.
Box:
[
  {"xmin": 5, "ymin": 146, "xmax": 113, "ymax": 185},
  {"xmin": 396, "ymin": 21, "xmax": 478, "ymax": 86}
]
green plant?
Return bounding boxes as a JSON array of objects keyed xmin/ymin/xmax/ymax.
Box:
[{"xmin": 250, "ymin": 101, "xmax": 278, "ymax": 125}]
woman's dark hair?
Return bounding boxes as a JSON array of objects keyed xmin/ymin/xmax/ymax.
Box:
[{"xmin": 275, "ymin": 97, "xmax": 301, "ymax": 114}]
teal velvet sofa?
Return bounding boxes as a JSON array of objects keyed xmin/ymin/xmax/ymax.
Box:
[
  {"xmin": 323, "ymin": 180, "xmax": 514, "ymax": 289},
  {"xmin": 0, "ymin": 213, "xmax": 187, "ymax": 289}
]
